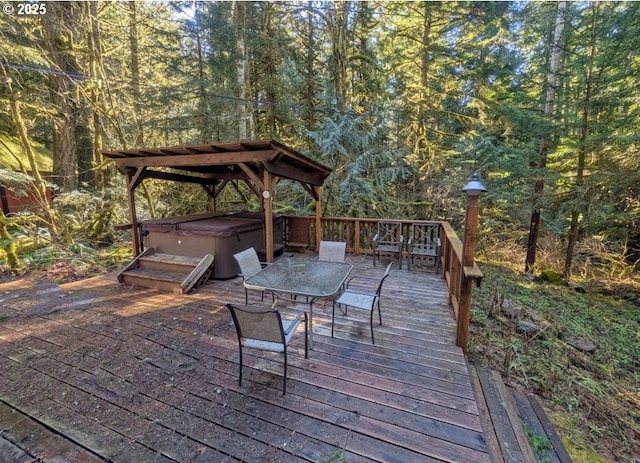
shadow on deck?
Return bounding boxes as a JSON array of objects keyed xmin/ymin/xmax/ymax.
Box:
[{"xmin": 0, "ymin": 256, "xmax": 490, "ymax": 462}]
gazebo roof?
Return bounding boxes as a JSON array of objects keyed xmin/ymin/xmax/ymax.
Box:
[
  {"xmin": 103, "ymin": 139, "xmax": 331, "ymax": 261},
  {"xmin": 103, "ymin": 139, "xmax": 332, "ymax": 189}
]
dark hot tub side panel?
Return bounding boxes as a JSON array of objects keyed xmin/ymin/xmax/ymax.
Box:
[{"xmin": 141, "ymin": 212, "xmax": 283, "ymax": 279}]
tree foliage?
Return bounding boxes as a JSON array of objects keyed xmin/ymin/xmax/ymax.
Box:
[{"xmin": 0, "ymin": 1, "xmax": 638, "ymax": 268}]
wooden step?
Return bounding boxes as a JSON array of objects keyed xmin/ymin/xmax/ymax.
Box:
[
  {"xmin": 469, "ymin": 365, "xmax": 573, "ymax": 463},
  {"xmin": 120, "ymin": 267, "xmax": 187, "ymax": 293},
  {"xmin": 117, "ymin": 249, "xmax": 214, "ymax": 294},
  {"xmin": 138, "ymin": 253, "xmax": 203, "ymax": 273},
  {"xmin": 512, "ymin": 392, "xmax": 573, "ymax": 463}
]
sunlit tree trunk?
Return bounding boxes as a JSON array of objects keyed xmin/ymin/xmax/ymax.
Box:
[
  {"xmin": 525, "ymin": 1, "xmax": 566, "ymax": 274},
  {"xmin": 87, "ymin": 0, "xmax": 105, "ymax": 191},
  {"xmin": 76, "ymin": 3, "xmax": 93, "ymax": 189},
  {"xmin": 129, "ymin": 1, "xmax": 144, "ymax": 147},
  {"xmin": 41, "ymin": 1, "xmax": 84, "ymax": 192}
]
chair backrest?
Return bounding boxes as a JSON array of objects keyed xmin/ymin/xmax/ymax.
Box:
[
  {"xmin": 410, "ymin": 223, "xmax": 440, "ymax": 252},
  {"xmin": 318, "ymin": 241, "xmax": 347, "ymax": 262},
  {"xmin": 226, "ymin": 303, "xmax": 284, "ymax": 345},
  {"xmin": 233, "ymin": 247, "xmax": 262, "ymax": 280},
  {"xmin": 376, "ymin": 221, "xmax": 402, "ymax": 243},
  {"xmin": 375, "ymin": 262, "xmax": 394, "ymax": 296}
]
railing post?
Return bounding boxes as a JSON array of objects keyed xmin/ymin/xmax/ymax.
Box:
[{"xmin": 457, "ymin": 173, "xmax": 486, "ymax": 352}]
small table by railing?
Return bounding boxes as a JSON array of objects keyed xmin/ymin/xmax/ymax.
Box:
[{"xmin": 243, "ymin": 257, "xmax": 353, "ymax": 349}]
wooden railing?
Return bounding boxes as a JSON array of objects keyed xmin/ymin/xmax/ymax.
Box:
[{"xmin": 281, "ymin": 215, "xmax": 483, "ymax": 351}]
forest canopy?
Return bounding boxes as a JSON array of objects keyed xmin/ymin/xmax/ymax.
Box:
[{"xmin": 1, "ymin": 1, "xmax": 639, "ymax": 276}]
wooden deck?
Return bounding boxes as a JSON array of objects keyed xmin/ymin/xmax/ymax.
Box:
[{"xmin": 0, "ymin": 256, "xmax": 491, "ymax": 463}]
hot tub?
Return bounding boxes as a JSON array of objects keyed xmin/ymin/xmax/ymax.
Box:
[{"xmin": 141, "ymin": 211, "xmax": 283, "ymax": 279}]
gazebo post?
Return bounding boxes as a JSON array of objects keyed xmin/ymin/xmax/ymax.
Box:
[
  {"xmin": 314, "ymin": 185, "xmax": 322, "ymax": 251},
  {"xmin": 263, "ymin": 171, "xmax": 274, "ymax": 262},
  {"xmin": 126, "ymin": 170, "xmax": 140, "ymax": 256}
]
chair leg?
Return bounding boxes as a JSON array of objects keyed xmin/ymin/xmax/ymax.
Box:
[
  {"xmin": 304, "ymin": 312, "xmax": 309, "ymax": 358},
  {"xmin": 283, "ymin": 347, "xmax": 287, "ymax": 395},
  {"xmin": 331, "ymin": 302, "xmax": 335, "ymax": 338},
  {"xmin": 370, "ymin": 310, "xmax": 375, "ymax": 344},
  {"xmin": 238, "ymin": 345, "xmax": 243, "ymax": 386},
  {"xmin": 244, "ymin": 288, "xmax": 249, "ymax": 305},
  {"xmin": 377, "ymin": 299, "xmax": 382, "ymax": 325}
]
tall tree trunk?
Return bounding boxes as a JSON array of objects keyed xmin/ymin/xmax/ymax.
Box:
[
  {"xmin": 328, "ymin": 2, "xmax": 350, "ymax": 113},
  {"xmin": 525, "ymin": 1, "xmax": 566, "ymax": 273},
  {"xmin": 129, "ymin": 1, "xmax": 144, "ymax": 147},
  {"xmin": 417, "ymin": 2, "xmax": 433, "ymax": 171},
  {"xmin": 235, "ymin": 2, "xmax": 250, "ymax": 139},
  {"xmin": 195, "ymin": 3, "xmax": 211, "ymax": 142},
  {"xmin": 564, "ymin": 3, "xmax": 599, "ymax": 279},
  {"xmin": 87, "ymin": 0, "xmax": 105, "ymax": 191},
  {"xmin": 260, "ymin": 4, "xmax": 278, "ymax": 136},
  {"xmin": 303, "ymin": 1, "xmax": 318, "ymax": 130},
  {"xmin": 74, "ymin": 7, "xmax": 93, "ymax": 190},
  {"xmin": 41, "ymin": 1, "xmax": 83, "ymax": 192}
]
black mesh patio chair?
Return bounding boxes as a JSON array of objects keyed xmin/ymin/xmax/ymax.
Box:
[
  {"xmin": 331, "ymin": 262, "xmax": 393, "ymax": 344},
  {"xmin": 226, "ymin": 303, "xmax": 308, "ymax": 395}
]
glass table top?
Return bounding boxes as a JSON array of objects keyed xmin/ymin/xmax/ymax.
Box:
[{"xmin": 244, "ymin": 257, "xmax": 353, "ymax": 298}]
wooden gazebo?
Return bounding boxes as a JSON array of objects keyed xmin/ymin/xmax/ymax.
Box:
[{"xmin": 103, "ymin": 139, "xmax": 332, "ymax": 262}]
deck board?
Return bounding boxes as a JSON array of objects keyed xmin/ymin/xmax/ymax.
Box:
[{"xmin": 0, "ymin": 256, "xmax": 491, "ymax": 462}]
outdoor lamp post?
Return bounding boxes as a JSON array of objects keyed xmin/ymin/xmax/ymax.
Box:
[{"xmin": 457, "ymin": 172, "xmax": 487, "ymax": 351}]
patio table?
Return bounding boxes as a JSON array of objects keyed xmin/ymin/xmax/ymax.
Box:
[{"xmin": 243, "ymin": 257, "xmax": 353, "ymax": 348}]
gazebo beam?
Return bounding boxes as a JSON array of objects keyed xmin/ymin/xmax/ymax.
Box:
[
  {"xmin": 264, "ymin": 160, "xmax": 325, "ymax": 186},
  {"xmin": 237, "ymin": 163, "xmax": 265, "ymax": 191},
  {"xmin": 112, "ymin": 150, "xmax": 279, "ymax": 168}
]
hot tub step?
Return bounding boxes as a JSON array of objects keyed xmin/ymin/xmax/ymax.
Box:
[
  {"xmin": 138, "ymin": 253, "xmax": 203, "ymax": 273},
  {"xmin": 118, "ymin": 249, "xmax": 214, "ymax": 294},
  {"xmin": 121, "ymin": 268, "xmax": 187, "ymax": 293}
]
